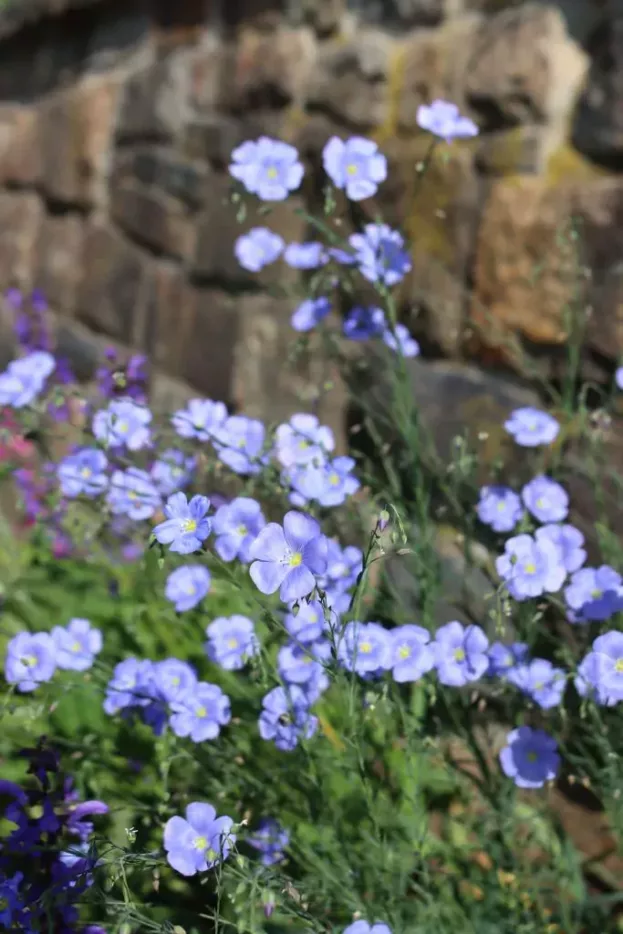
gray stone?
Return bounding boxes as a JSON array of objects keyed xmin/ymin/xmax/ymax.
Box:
[
  {"xmin": 572, "ymin": 18, "xmax": 623, "ymax": 168},
  {"xmin": 116, "ymin": 54, "xmax": 190, "ymax": 143}
]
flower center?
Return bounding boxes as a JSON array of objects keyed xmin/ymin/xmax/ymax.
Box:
[
  {"xmin": 536, "ymin": 497, "xmax": 545, "ymax": 509},
  {"xmin": 497, "ymin": 501, "xmax": 506, "ymax": 511},
  {"xmin": 181, "ymin": 519, "xmax": 198, "ymax": 534},
  {"xmin": 526, "ymin": 751, "xmax": 538, "ymax": 762},
  {"xmin": 128, "ymin": 490, "xmax": 138, "ymax": 500},
  {"xmin": 329, "ymin": 473, "xmax": 340, "ymax": 486},
  {"xmin": 359, "ymin": 641, "xmax": 372, "ymax": 654},
  {"xmin": 185, "ymin": 584, "xmax": 196, "ymax": 595},
  {"xmin": 615, "ymin": 659, "xmax": 623, "ymax": 673},
  {"xmin": 81, "ymin": 467, "xmax": 92, "ymax": 478},
  {"xmin": 454, "ymin": 648, "xmax": 466, "ymax": 662},
  {"xmin": 71, "ymin": 641, "xmax": 82, "ymax": 652},
  {"xmin": 591, "ymin": 588, "xmax": 603, "ymax": 599},
  {"xmin": 116, "ymin": 420, "xmax": 129, "ymax": 434},
  {"xmin": 289, "ymin": 552, "xmax": 303, "ymax": 568},
  {"xmin": 196, "ymin": 705, "xmax": 207, "ymax": 718},
  {"xmin": 227, "ymin": 638, "xmax": 239, "ymax": 649},
  {"xmin": 237, "ymin": 524, "xmax": 247, "ymax": 537},
  {"xmin": 398, "ymin": 645, "xmax": 411, "ymax": 659},
  {"xmin": 524, "ymin": 562, "xmax": 536, "ymax": 575},
  {"xmin": 298, "ymin": 439, "xmax": 310, "ymax": 450},
  {"xmin": 346, "ymin": 163, "xmax": 358, "ymax": 175},
  {"xmin": 20, "ymin": 654, "xmax": 37, "ymax": 668},
  {"xmin": 206, "ymin": 846, "xmax": 218, "ymax": 861},
  {"xmin": 266, "ymin": 166, "xmax": 278, "ymax": 179},
  {"xmin": 193, "ymin": 835, "xmax": 207, "ymax": 850}
]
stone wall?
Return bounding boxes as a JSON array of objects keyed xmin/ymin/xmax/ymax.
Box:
[{"xmin": 0, "ymin": 0, "xmax": 621, "ymax": 430}]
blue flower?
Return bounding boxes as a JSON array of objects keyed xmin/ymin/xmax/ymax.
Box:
[
  {"xmin": 103, "ymin": 658, "xmax": 155, "ymax": 715},
  {"xmin": 283, "ymin": 241, "xmax": 328, "ymax": 269},
  {"xmin": 322, "ymin": 136, "xmax": 387, "ymax": 201},
  {"xmin": 382, "ymin": 323, "xmax": 420, "ymax": 358},
  {"xmin": 169, "ymin": 682, "xmax": 231, "ymax": 742},
  {"xmin": 535, "ymin": 523, "xmax": 586, "ymax": 574},
  {"xmin": 0, "ymin": 872, "xmax": 25, "ymax": 927},
  {"xmin": 496, "ymin": 533, "xmax": 566, "ymax": 601},
  {"xmin": 50, "ymin": 619, "xmax": 102, "ymax": 672},
  {"xmin": 150, "ymin": 448, "xmax": 196, "ymax": 496},
  {"xmin": 92, "ymin": 398, "xmax": 152, "ymax": 451},
  {"xmin": 416, "ymin": 100, "xmax": 478, "ymax": 142},
  {"xmin": 504, "ymin": 407, "xmax": 559, "ymax": 447},
  {"xmin": 205, "ymin": 615, "xmax": 259, "ymax": 670},
  {"xmin": 248, "ymin": 818, "xmax": 290, "ymax": 866},
  {"xmin": 153, "ymin": 492, "xmax": 211, "ymax": 554},
  {"xmin": 291, "ymin": 296, "xmax": 332, "ymax": 332},
  {"xmin": 235, "ymin": 227, "xmax": 285, "ymax": 271},
  {"xmin": 476, "ymin": 485, "xmax": 524, "ymax": 533},
  {"xmin": 576, "ymin": 631, "xmax": 623, "ymax": 704},
  {"xmin": 152, "ymin": 658, "xmax": 198, "ymax": 703},
  {"xmin": 616, "ymin": 367, "xmax": 623, "ymax": 390},
  {"xmin": 214, "ymin": 415, "xmax": 268, "ymax": 476},
  {"xmin": 249, "ymin": 510, "xmax": 328, "ymax": 603},
  {"xmin": 57, "ymin": 448, "xmax": 109, "ymax": 498},
  {"xmin": 487, "ymin": 641, "xmax": 529, "ymax": 678},
  {"xmin": 212, "ymin": 496, "xmax": 266, "ymax": 563},
  {"xmin": 274, "ymin": 413, "xmax": 334, "ymax": 469},
  {"xmin": 0, "ymin": 351, "xmax": 55, "ymax": 408},
  {"xmin": 258, "ymin": 685, "xmax": 318, "ymax": 751},
  {"xmin": 343, "ymin": 306, "xmax": 386, "ymax": 341},
  {"xmin": 321, "ymin": 540, "xmax": 363, "ymax": 593},
  {"xmin": 348, "ymin": 224, "xmax": 412, "ymax": 287},
  {"xmin": 499, "ymin": 726, "xmax": 560, "ymax": 789},
  {"xmin": 165, "ymin": 565, "xmax": 212, "ymax": 612},
  {"xmin": 389, "ymin": 625, "xmax": 435, "ymax": 683},
  {"xmin": 507, "ymin": 658, "xmax": 566, "ymax": 709},
  {"xmin": 521, "ymin": 475, "xmax": 569, "ymax": 523},
  {"xmin": 337, "ymin": 621, "xmax": 391, "ymax": 677},
  {"xmin": 343, "ymin": 923, "xmax": 393, "ymax": 934},
  {"xmin": 4, "ymin": 632, "xmax": 56, "ymax": 692},
  {"xmin": 107, "ymin": 468, "xmax": 161, "ymax": 521},
  {"xmin": 278, "ymin": 641, "xmax": 325, "ymax": 686},
  {"xmin": 171, "ymin": 398, "xmax": 229, "ymax": 442},
  {"xmin": 575, "ymin": 650, "xmax": 618, "ymax": 706},
  {"xmin": 164, "ymin": 802, "xmax": 236, "ymax": 876},
  {"xmin": 564, "ymin": 565, "xmax": 623, "ymax": 624},
  {"xmin": 433, "ymin": 621, "xmax": 489, "ymax": 686},
  {"xmin": 286, "ymin": 456, "xmax": 360, "ymax": 508},
  {"xmin": 229, "ymin": 137, "xmax": 304, "ymax": 201},
  {"xmin": 284, "ymin": 599, "xmax": 327, "ymax": 644}
]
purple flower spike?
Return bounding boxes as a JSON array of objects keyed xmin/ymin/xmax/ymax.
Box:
[{"xmin": 249, "ymin": 510, "xmax": 327, "ymax": 603}]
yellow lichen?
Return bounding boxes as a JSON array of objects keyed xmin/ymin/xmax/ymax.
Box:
[
  {"xmin": 544, "ymin": 142, "xmax": 609, "ymax": 184},
  {"xmin": 372, "ymin": 40, "xmax": 408, "ymax": 147}
]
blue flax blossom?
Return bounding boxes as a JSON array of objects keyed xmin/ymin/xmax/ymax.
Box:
[
  {"xmin": 390, "ymin": 625, "xmax": 435, "ymax": 683},
  {"xmin": 536, "ymin": 523, "xmax": 586, "ymax": 574},
  {"xmin": 576, "ymin": 631, "xmax": 623, "ymax": 705},
  {"xmin": 287, "ymin": 456, "xmax": 360, "ymax": 508},
  {"xmin": 349, "ymin": 224, "xmax": 412, "ymax": 287},
  {"xmin": 575, "ymin": 650, "xmax": 618, "ymax": 706},
  {"xmin": 504, "ymin": 407, "xmax": 559, "ymax": 447},
  {"xmin": 229, "ymin": 137, "xmax": 303, "ymax": 201},
  {"xmin": 50, "ymin": 619, "xmax": 102, "ymax": 672},
  {"xmin": 165, "ymin": 565, "xmax": 211, "ymax": 612},
  {"xmin": 103, "ymin": 658, "xmax": 167, "ymax": 733},
  {"xmin": 164, "ymin": 802, "xmax": 235, "ymax": 877},
  {"xmin": 4, "ymin": 632, "xmax": 56, "ymax": 692},
  {"xmin": 248, "ymin": 818, "xmax": 289, "ymax": 866},
  {"xmin": 496, "ymin": 533, "xmax": 566, "ymax": 601},
  {"xmin": 476, "ymin": 485, "xmax": 524, "ymax": 533},
  {"xmin": 150, "ymin": 448, "xmax": 196, "ymax": 496},
  {"xmin": 507, "ymin": 658, "xmax": 566, "ymax": 709},
  {"xmin": 153, "ymin": 492, "xmax": 211, "ymax": 554},
  {"xmin": 343, "ymin": 306, "xmax": 386, "ymax": 341},
  {"xmin": 284, "ymin": 599, "xmax": 327, "ymax": 644},
  {"xmin": 283, "ymin": 241, "xmax": 328, "ymax": 269},
  {"xmin": 258, "ymin": 685, "xmax": 318, "ymax": 751},
  {"xmin": 275, "ymin": 413, "xmax": 334, "ymax": 469},
  {"xmin": 205, "ymin": 616, "xmax": 259, "ymax": 670},
  {"xmin": 322, "ymin": 136, "xmax": 387, "ymax": 201},
  {"xmin": 338, "ymin": 621, "xmax": 391, "ymax": 677},
  {"xmin": 521, "ymin": 475, "xmax": 569, "ymax": 523},
  {"xmin": 249, "ymin": 510, "xmax": 328, "ymax": 602},
  {"xmin": 92, "ymin": 397, "xmax": 152, "ymax": 451},
  {"xmin": 616, "ymin": 366, "xmax": 623, "ymax": 390},
  {"xmin": 278, "ymin": 641, "xmax": 326, "ymax": 687},
  {"xmin": 383, "ymin": 323, "xmax": 420, "ymax": 357},
  {"xmin": 416, "ymin": 99, "xmax": 478, "ymax": 142},
  {"xmin": 169, "ymin": 682, "xmax": 231, "ymax": 742},
  {"xmin": 320, "ymin": 540, "xmax": 364, "ymax": 593},
  {"xmin": 487, "ymin": 641, "xmax": 529, "ymax": 678},
  {"xmin": 291, "ymin": 296, "xmax": 332, "ymax": 332},
  {"xmin": 214, "ymin": 415, "xmax": 268, "ymax": 475},
  {"xmin": 57, "ymin": 448, "xmax": 109, "ymax": 499},
  {"xmin": 343, "ymin": 924, "xmax": 392, "ymax": 934},
  {"xmin": 212, "ymin": 496, "xmax": 266, "ymax": 563},
  {"xmin": 107, "ymin": 468, "xmax": 161, "ymax": 521},
  {"xmin": 0, "ymin": 350, "xmax": 55, "ymax": 408},
  {"xmin": 0, "ymin": 872, "xmax": 24, "ymax": 927},
  {"xmin": 235, "ymin": 227, "xmax": 285, "ymax": 271},
  {"xmin": 152, "ymin": 659, "xmax": 198, "ymax": 704},
  {"xmin": 171, "ymin": 397, "xmax": 228, "ymax": 442},
  {"xmin": 499, "ymin": 726, "xmax": 560, "ymax": 789},
  {"xmin": 564, "ymin": 565, "xmax": 623, "ymax": 623},
  {"xmin": 434, "ymin": 621, "xmax": 489, "ymax": 686}
]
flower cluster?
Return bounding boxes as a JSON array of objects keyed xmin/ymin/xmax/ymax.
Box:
[{"xmin": 5, "ymin": 619, "xmax": 102, "ymax": 693}]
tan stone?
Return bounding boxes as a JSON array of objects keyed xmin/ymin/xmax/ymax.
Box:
[
  {"xmin": 117, "ymin": 53, "xmax": 190, "ymax": 143},
  {"xmin": 227, "ymin": 26, "xmax": 317, "ymax": 111},
  {"xmin": 0, "ymin": 106, "xmax": 41, "ymax": 186},
  {"xmin": 0, "ymin": 192, "xmax": 43, "ymax": 291},
  {"xmin": 465, "ymin": 4, "xmax": 588, "ymax": 128},
  {"xmin": 110, "ymin": 179, "xmax": 196, "ymax": 261},
  {"xmin": 34, "ymin": 214, "xmax": 84, "ymax": 314}
]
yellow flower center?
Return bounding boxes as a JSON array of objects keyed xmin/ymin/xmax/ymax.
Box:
[
  {"xmin": 185, "ymin": 584, "xmax": 196, "ymax": 595},
  {"xmin": 237, "ymin": 524, "xmax": 248, "ymax": 537},
  {"xmin": 536, "ymin": 497, "xmax": 545, "ymax": 509},
  {"xmin": 266, "ymin": 166, "xmax": 278, "ymax": 179},
  {"xmin": 81, "ymin": 467, "xmax": 92, "ymax": 478},
  {"xmin": 128, "ymin": 490, "xmax": 137, "ymax": 500},
  {"xmin": 346, "ymin": 164, "xmax": 358, "ymax": 175},
  {"xmin": 398, "ymin": 645, "xmax": 411, "ymax": 659},
  {"xmin": 497, "ymin": 501, "xmax": 506, "ymax": 511},
  {"xmin": 360, "ymin": 641, "xmax": 372, "ymax": 654},
  {"xmin": 171, "ymin": 676, "xmax": 180, "ymax": 685},
  {"xmin": 196, "ymin": 705, "xmax": 207, "ymax": 718},
  {"xmin": 206, "ymin": 847, "xmax": 218, "ymax": 862},
  {"xmin": 21, "ymin": 654, "xmax": 37, "ymax": 668},
  {"xmin": 526, "ymin": 751, "xmax": 538, "ymax": 762},
  {"xmin": 193, "ymin": 835, "xmax": 207, "ymax": 850},
  {"xmin": 227, "ymin": 638, "xmax": 239, "ymax": 649},
  {"xmin": 454, "ymin": 648, "xmax": 466, "ymax": 662},
  {"xmin": 116, "ymin": 420, "xmax": 129, "ymax": 434},
  {"xmin": 181, "ymin": 519, "xmax": 198, "ymax": 533},
  {"xmin": 615, "ymin": 659, "xmax": 623, "ymax": 673},
  {"xmin": 289, "ymin": 552, "xmax": 303, "ymax": 568},
  {"xmin": 329, "ymin": 473, "xmax": 340, "ymax": 486},
  {"xmin": 298, "ymin": 439, "xmax": 310, "ymax": 450},
  {"xmin": 591, "ymin": 588, "xmax": 603, "ymax": 599},
  {"xmin": 71, "ymin": 641, "xmax": 81, "ymax": 652},
  {"xmin": 524, "ymin": 562, "xmax": 536, "ymax": 574}
]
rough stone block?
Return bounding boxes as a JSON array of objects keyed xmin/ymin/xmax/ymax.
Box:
[
  {"xmin": 116, "ymin": 54, "xmax": 190, "ymax": 142},
  {"xmin": 34, "ymin": 214, "xmax": 84, "ymax": 314},
  {"xmin": 111, "ymin": 147, "xmax": 209, "ymax": 207},
  {"xmin": 227, "ymin": 26, "xmax": 316, "ymax": 111},
  {"xmin": 0, "ymin": 193, "xmax": 44, "ymax": 291},
  {"xmin": 0, "ymin": 106, "xmax": 41, "ymax": 186},
  {"xmin": 572, "ymin": 18, "xmax": 623, "ymax": 169},
  {"xmin": 110, "ymin": 179, "xmax": 196, "ymax": 260}
]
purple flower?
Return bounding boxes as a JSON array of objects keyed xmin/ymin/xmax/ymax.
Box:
[
  {"xmin": 0, "ymin": 872, "xmax": 24, "ymax": 928},
  {"xmin": 103, "ymin": 658, "xmax": 155, "ymax": 715},
  {"xmin": 50, "ymin": 619, "xmax": 102, "ymax": 672},
  {"xmin": 321, "ymin": 541, "xmax": 364, "ymax": 593},
  {"xmin": 521, "ymin": 476, "xmax": 569, "ymax": 523},
  {"xmin": 66, "ymin": 799, "xmax": 109, "ymax": 841},
  {"xmin": 337, "ymin": 621, "xmax": 391, "ymax": 677},
  {"xmin": 416, "ymin": 99, "xmax": 478, "ymax": 142},
  {"xmin": 258, "ymin": 685, "xmax": 318, "ymax": 751},
  {"xmin": 564, "ymin": 565, "xmax": 623, "ymax": 624},
  {"xmin": 92, "ymin": 398, "xmax": 152, "ymax": 451},
  {"xmin": 616, "ymin": 367, "xmax": 623, "ymax": 390},
  {"xmin": 0, "ymin": 351, "xmax": 56, "ymax": 408},
  {"xmin": 212, "ymin": 496, "xmax": 266, "ymax": 563},
  {"xmin": 171, "ymin": 398, "xmax": 228, "ymax": 442},
  {"xmin": 434, "ymin": 621, "xmax": 489, "ymax": 686},
  {"xmin": 287, "ymin": 456, "xmax": 360, "ymax": 508},
  {"xmin": 476, "ymin": 485, "xmax": 524, "ymax": 533},
  {"xmin": 153, "ymin": 492, "xmax": 211, "ymax": 554},
  {"xmin": 150, "ymin": 449, "xmax": 196, "ymax": 496},
  {"xmin": 487, "ymin": 641, "xmax": 529, "ymax": 678},
  {"xmin": 284, "ymin": 599, "xmax": 327, "ymax": 644},
  {"xmin": 278, "ymin": 642, "xmax": 325, "ymax": 686},
  {"xmin": 495, "ymin": 533, "xmax": 566, "ymax": 601},
  {"xmin": 576, "ymin": 632, "xmax": 623, "ymax": 705},
  {"xmin": 248, "ymin": 818, "xmax": 290, "ymax": 866},
  {"xmin": 4, "ymin": 632, "xmax": 56, "ymax": 692},
  {"xmin": 322, "ymin": 136, "xmax": 387, "ymax": 201},
  {"xmin": 343, "ymin": 305, "xmax": 386, "ymax": 341},
  {"xmin": 535, "ymin": 524, "xmax": 586, "ymax": 574},
  {"xmin": 214, "ymin": 415, "xmax": 268, "ymax": 475},
  {"xmin": 382, "ymin": 324, "xmax": 420, "ymax": 358},
  {"xmin": 229, "ymin": 137, "xmax": 304, "ymax": 201},
  {"xmin": 205, "ymin": 616, "xmax": 259, "ymax": 670},
  {"xmin": 249, "ymin": 511, "xmax": 328, "ymax": 602},
  {"xmin": 507, "ymin": 658, "xmax": 566, "ymax": 709},
  {"xmin": 499, "ymin": 726, "xmax": 560, "ymax": 789},
  {"xmin": 152, "ymin": 658, "xmax": 198, "ymax": 703},
  {"xmin": 235, "ymin": 227, "xmax": 285, "ymax": 271},
  {"xmin": 165, "ymin": 565, "xmax": 212, "ymax": 612},
  {"xmin": 57, "ymin": 448, "xmax": 108, "ymax": 499},
  {"xmin": 348, "ymin": 224, "xmax": 412, "ymax": 287},
  {"xmin": 504, "ymin": 407, "xmax": 559, "ymax": 447},
  {"xmin": 390, "ymin": 625, "xmax": 435, "ymax": 682},
  {"xmin": 164, "ymin": 802, "xmax": 236, "ymax": 876},
  {"xmin": 169, "ymin": 682, "xmax": 231, "ymax": 742},
  {"xmin": 291, "ymin": 296, "xmax": 332, "ymax": 332},
  {"xmin": 343, "ymin": 924, "xmax": 392, "ymax": 934},
  {"xmin": 274, "ymin": 413, "xmax": 334, "ymax": 469},
  {"xmin": 283, "ymin": 241, "xmax": 328, "ymax": 269},
  {"xmin": 107, "ymin": 468, "xmax": 161, "ymax": 521}
]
